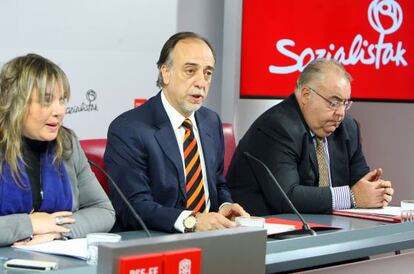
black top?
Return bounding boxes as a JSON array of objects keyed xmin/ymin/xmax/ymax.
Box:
[
  {"xmin": 22, "ymin": 137, "xmax": 50, "ymax": 211},
  {"xmin": 226, "ymin": 94, "xmax": 369, "ymax": 216}
]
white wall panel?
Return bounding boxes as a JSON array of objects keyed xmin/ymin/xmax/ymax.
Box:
[{"xmin": 0, "ymin": 0, "xmax": 177, "ymax": 139}]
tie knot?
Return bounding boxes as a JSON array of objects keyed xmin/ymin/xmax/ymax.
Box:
[
  {"xmin": 315, "ymin": 137, "xmax": 324, "ymax": 145},
  {"xmin": 182, "ymin": 119, "xmax": 193, "ymax": 130}
]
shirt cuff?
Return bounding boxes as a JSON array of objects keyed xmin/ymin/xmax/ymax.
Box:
[
  {"xmin": 219, "ymin": 202, "xmax": 232, "ymax": 211},
  {"xmin": 331, "ymin": 186, "xmax": 352, "ymax": 210},
  {"xmin": 174, "ymin": 210, "xmax": 193, "ymax": 233}
]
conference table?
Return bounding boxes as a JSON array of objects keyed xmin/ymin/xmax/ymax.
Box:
[{"xmin": 1, "ymin": 214, "xmax": 414, "ymax": 274}]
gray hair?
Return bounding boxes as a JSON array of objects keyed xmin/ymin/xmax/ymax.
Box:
[{"xmin": 295, "ymin": 58, "xmax": 352, "ymax": 94}]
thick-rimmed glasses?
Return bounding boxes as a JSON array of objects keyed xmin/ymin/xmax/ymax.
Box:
[{"xmin": 308, "ymin": 87, "xmax": 352, "ymax": 111}]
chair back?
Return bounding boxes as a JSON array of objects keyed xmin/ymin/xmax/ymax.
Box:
[
  {"xmin": 79, "ymin": 139, "xmax": 109, "ymax": 194},
  {"xmin": 79, "ymin": 123, "xmax": 236, "ymax": 191},
  {"xmin": 222, "ymin": 123, "xmax": 236, "ymax": 176}
]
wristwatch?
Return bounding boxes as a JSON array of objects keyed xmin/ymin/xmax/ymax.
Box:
[
  {"xmin": 183, "ymin": 212, "xmax": 197, "ymax": 233},
  {"xmin": 350, "ymin": 189, "xmax": 357, "ymax": 208}
]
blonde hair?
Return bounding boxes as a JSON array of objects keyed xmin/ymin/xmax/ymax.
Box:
[{"xmin": 0, "ymin": 53, "xmax": 73, "ymax": 184}]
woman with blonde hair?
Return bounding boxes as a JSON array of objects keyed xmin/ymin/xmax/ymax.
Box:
[{"xmin": 0, "ymin": 53, "xmax": 115, "ymax": 246}]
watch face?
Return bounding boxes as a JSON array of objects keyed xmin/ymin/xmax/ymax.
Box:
[{"xmin": 184, "ymin": 216, "xmax": 197, "ymax": 230}]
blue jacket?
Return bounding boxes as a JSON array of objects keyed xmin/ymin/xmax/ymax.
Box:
[{"xmin": 104, "ymin": 92, "xmax": 232, "ymax": 232}]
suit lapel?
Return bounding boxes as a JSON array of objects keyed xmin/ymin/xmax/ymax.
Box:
[
  {"xmin": 327, "ymin": 130, "xmax": 348, "ymax": 186},
  {"xmin": 308, "ymin": 136, "xmax": 318, "ymax": 179},
  {"xmin": 196, "ymin": 112, "xmax": 216, "ymax": 192},
  {"xmin": 153, "ymin": 95, "xmax": 186, "ymax": 196},
  {"xmin": 288, "ymin": 95, "xmax": 319, "ymax": 181}
]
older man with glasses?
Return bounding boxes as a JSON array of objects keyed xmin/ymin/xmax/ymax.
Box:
[{"xmin": 227, "ymin": 58, "xmax": 393, "ymax": 216}]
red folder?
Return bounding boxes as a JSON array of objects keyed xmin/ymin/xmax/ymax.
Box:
[{"xmin": 332, "ymin": 210, "xmax": 401, "ymax": 223}]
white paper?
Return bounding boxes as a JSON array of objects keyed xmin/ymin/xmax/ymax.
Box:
[
  {"xmin": 14, "ymin": 238, "xmax": 88, "ymax": 260},
  {"xmin": 264, "ymin": 223, "xmax": 295, "ymax": 235},
  {"xmin": 336, "ymin": 206, "xmax": 401, "ymax": 216}
]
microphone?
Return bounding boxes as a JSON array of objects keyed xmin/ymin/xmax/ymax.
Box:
[
  {"xmin": 243, "ymin": 152, "xmax": 316, "ymax": 238},
  {"xmin": 87, "ymin": 159, "xmax": 152, "ymax": 238}
]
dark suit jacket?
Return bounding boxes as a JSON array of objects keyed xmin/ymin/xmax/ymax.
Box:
[
  {"xmin": 104, "ymin": 92, "xmax": 232, "ymax": 232},
  {"xmin": 226, "ymin": 94, "xmax": 369, "ymax": 216}
]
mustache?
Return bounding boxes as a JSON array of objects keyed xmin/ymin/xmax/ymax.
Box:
[{"xmin": 188, "ymin": 89, "xmax": 206, "ymax": 97}]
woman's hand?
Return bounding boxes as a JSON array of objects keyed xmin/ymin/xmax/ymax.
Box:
[
  {"xmin": 29, "ymin": 211, "xmax": 75, "ymax": 235},
  {"xmin": 13, "ymin": 233, "xmax": 61, "ymax": 246}
]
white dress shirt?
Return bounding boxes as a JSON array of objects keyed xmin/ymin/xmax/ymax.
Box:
[{"xmin": 161, "ymin": 91, "xmax": 211, "ymax": 232}]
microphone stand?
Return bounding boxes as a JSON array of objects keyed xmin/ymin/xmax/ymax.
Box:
[
  {"xmin": 88, "ymin": 160, "xmax": 152, "ymax": 238},
  {"xmin": 244, "ymin": 152, "xmax": 316, "ymax": 239}
]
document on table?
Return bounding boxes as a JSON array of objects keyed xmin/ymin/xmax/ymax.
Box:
[
  {"xmin": 337, "ymin": 206, "xmax": 401, "ymax": 216},
  {"xmin": 14, "ymin": 238, "xmax": 88, "ymax": 260},
  {"xmin": 333, "ymin": 206, "xmax": 401, "ymax": 222}
]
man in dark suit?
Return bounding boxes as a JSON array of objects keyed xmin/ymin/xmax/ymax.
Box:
[
  {"xmin": 105, "ymin": 32, "xmax": 248, "ymax": 232},
  {"xmin": 227, "ymin": 59, "xmax": 394, "ymax": 216}
]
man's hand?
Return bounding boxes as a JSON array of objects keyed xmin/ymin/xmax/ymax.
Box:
[
  {"xmin": 194, "ymin": 203, "xmax": 250, "ymax": 231},
  {"xmin": 365, "ymin": 168, "xmax": 382, "ymax": 182},
  {"xmin": 218, "ymin": 203, "xmax": 250, "ymax": 221},
  {"xmin": 195, "ymin": 212, "xmax": 236, "ymax": 231},
  {"xmin": 352, "ymin": 169, "xmax": 393, "ymax": 208},
  {"xmin": 380, "ymin": 179, "xmax": 394, "ymax": 207}
]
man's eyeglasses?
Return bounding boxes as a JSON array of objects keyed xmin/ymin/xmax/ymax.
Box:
[{"xmin": 308, "ymin": 87, "xmax": 352, "ymax": 111}]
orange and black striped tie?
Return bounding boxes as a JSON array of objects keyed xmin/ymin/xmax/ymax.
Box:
[{"xmin": 182, "ymin": 119, "xmax": 206, "ymax": 212}]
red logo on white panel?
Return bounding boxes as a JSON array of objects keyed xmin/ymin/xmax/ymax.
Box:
[{"xmin": 134, "ymin": 99, "xmax": 147, "ymax": 108}]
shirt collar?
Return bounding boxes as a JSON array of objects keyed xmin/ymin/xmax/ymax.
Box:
[
  {"xmin": 310, "ymin": 131, "xmax": 326, "ymax": 143},
  {"xmin": 161, "ymin": 91, "xmax": 197, "ymax": 130}
]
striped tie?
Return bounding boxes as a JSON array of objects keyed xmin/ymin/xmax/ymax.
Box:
[
  {"xmin": 182, "ymin": 119, "xmax": 206, "ymax": 212},
  {"xmin": 315, "ymin": 137, "xmax": 330, "ymax": 187}
]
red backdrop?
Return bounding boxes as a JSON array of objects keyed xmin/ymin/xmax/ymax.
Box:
[{"xmin": 240, "ymin": 0, "xmax": 414, "ymax": 101}]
